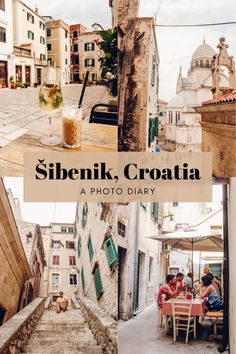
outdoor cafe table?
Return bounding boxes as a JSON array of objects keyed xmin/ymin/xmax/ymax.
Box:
[
  {"xmin": 162, "ymin": 298, "xmax": 205, "ymax": 317},
  {"xmin": 162, "ymin": 298, "xmax": 205, "ymax": 334},
  {"xmin": 0, "ymin": 122, "xmax": 117, "ymax": 176}
]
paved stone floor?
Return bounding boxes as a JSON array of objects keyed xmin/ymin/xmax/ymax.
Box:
[
  {"xmin": 0, "ymin": 84, "xmax": 111, "ymax": 147},
  {"xmin": 118, "ymin": 303, "xmax": 225, "ymax": 354}
]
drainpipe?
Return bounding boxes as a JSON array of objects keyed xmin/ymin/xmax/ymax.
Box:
[
  {"xmin": 218, "ymin": 183, "xmax": 229, "ymax": 353},
  {"xmin": 132, "ymin": 203, "xmax": 140, "ymax": 315}
]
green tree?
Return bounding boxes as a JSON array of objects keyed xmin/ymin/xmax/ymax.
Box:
[{"xmin": 97, "ymin": 28, "xmax": 117, "ymax": 97}]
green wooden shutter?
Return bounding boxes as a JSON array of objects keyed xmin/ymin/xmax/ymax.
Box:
[
  {"xmin": 105, "ymin": 236, "xmax": 118, "ymax": 268},
  {"xmin": 81, "ymin": 267, "xmax": 85, "ymax": 289},
  {"xmin": 87, "ymin": 236, "xmax": 94, "ymax": 261},
  {"xmin": 77, "ymin": 236, "xmax": 81, "ymax": 257},
  {"xmin": 81, "ymin": 202, "xmax": 88, "ymax": 229},
  {"xmin": 94, "ymin": 268, "xmax": 103, "ymax": 299}
]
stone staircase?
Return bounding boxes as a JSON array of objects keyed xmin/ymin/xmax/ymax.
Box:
[{"xmin": 22, "ymin": 305, "xmax": 103, "ymax": 354}]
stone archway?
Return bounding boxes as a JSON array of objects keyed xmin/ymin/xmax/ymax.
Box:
[{"xmin": 211, "ymin": 37, "xmax": 236, "ymax": 98}]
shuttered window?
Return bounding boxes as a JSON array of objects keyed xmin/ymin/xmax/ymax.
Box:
[
  {"xmin": 77, "ymin": 236, "xmax": 81, "ymax": 257},
  {"xmin": 52, "ymin": 255, "xmax": 60, "ymax": 265},
  {"xmin": 27, "ymin": 13, "xmax": 34, "ymax": 24},
  {"xmin": 104, "ymin": 236, "xmax": 117, "ymax": 268},
  {"xmin": 28, "ymin": 31, "xmax": 34, "ymax": 40},
  {"xmin": 94, "ymin": 267, "xmax": 103, "ymax": 299},
  {"xmin": 81, "ymin": 267, "xmax": 85, "ymax": 289},
  {"xmin": 87, "ymin": 235, "xmax": 94, "ymax": 261},
  {"xmin": 81, "ymin": 202, "xmax": 88, "ymax": 229},
  {"xmin": 151, "ymin": 203, "xmax": 159, "ymax": 223},
  {"xmin": 0, "ymin": 0, "xmax": 5, "ymax": 11}
]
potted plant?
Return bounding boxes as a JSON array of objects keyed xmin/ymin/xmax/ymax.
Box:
[
  {"xmin": 0, "ymin": 79, "xmax": 4, "ymax": 88},
  {"xmin": 23, "ymin": 82, "xmax": 30, "ymax": 88},
  {"xmin": 9, "ymin": 76, "xmax": 17, "ymax": 89},
  {"xmin": 33, "ymin": 82, "xmax": 38, "ymax": 88},
  {"xmin": 16, "ymin": 82, "xmax": 24, "ymax": 89}
]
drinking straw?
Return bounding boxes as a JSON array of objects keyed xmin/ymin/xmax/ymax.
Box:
[{"xmin": 78, "ymin": 71, "xmax": 89, "ymax": 108}]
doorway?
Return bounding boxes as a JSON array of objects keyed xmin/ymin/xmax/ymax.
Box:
[
  {"xmin": 0, "ymin": 304, "xmax": 6, "ymax": 326},
  {"xmin": 0, "ymin": 61, "xmax": 8, "ymax": 88},
  {"xmin": 134, "ymin": 251, "xmax": 145, "ymax": 311},
  {"xmin": 118, "ymin": 246, "xmax": 127, "ymax": 319},
  {"xmin": 37, "ymin": 68, "xmax": 41, "ymax": 84},
  {"xmin": 25, "ymin": 66, "xmax": 31, "ymax": 84}
]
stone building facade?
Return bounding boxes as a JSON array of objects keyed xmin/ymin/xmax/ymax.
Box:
[
  {"xmin": 78, "ymin": 31, "xmax": 103, "ymax": 82},
  {"xmin": 43, "ymin": 17, "xmax": 71, "ymax": 84},
  {"xmin": 0, "ymin": 179, "xmax": 31, "ymax": 326},
  {"xmin": 75, "ymin": 203, "xmax": 118, "ymax": 320},
  {"xmin": 0, "ymin": 0, "xmax": 13, "ymax": 88},
  {"xmin": 40, "ymin": 223, "xmax": 78, "ymax": 300},
  {"xmin": 70, "ymin": 23, "xmax": 87, "ymax": 83},
  {"xmin": 195, "ymin": 38, "xmax": 236, "ymax": 177},
  {"xmin": 119, "ymin": 13, "xmax": 159, "ymax": 151},
  {"xmin": 118, "ymin": 203, "xmax": 162, "ymax": 320},
  {"xmin": 12, "ymin": 0, "xmax": 47, "ymax": 85},
  {"xmin": 165, "ymin": 40, "xmax": 229, "ymax": 152},
  {"xmin": 6, "ymin": 189, "xmax": 46, "ymax": 304}
]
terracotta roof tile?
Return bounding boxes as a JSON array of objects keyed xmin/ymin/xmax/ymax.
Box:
[
  {"xmin": 202, "ymin": 90, "xmax": 236, "ymax": 105},
  {"xmin": 157, "ymin": 99, "xmax": 168, "ymax": 105}
]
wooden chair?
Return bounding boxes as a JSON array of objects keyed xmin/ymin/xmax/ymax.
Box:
[
  {"xmin": 205, "ymin": 311, "xmax": 223, "ymax": 337},
  {"xmin": 171, "ymin": 300, "xmax": 197, "ymax": 343},
  {"xmin": 89, "ymin": 104, "xmax": 118, "ymax": 126}
]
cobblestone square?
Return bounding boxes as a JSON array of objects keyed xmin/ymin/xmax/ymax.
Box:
[{"xmin": 0, "ymin": 85, "xmax": 111, "ymax": 147}]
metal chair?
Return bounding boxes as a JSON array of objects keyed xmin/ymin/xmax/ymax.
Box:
[
  {"xmin": 171, "ymin": 299, "xmax": 197, "ymax": 343},
  {"xmin": 89, "ymin": 104, "xmax": 118, "ymax": 126}
]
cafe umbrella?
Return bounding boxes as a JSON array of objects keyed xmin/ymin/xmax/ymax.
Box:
[{"xmin": 148, "ymin": 229, "xmax": 223, "ymax": 275}]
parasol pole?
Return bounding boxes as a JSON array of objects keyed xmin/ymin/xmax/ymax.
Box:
[
  {"xmin": 192, "ymin": 241, "xmax": 194, "ymax": 276},
  {"xmin": 78, "ymin": 71, "xmax": 89, "ymax": 109}
]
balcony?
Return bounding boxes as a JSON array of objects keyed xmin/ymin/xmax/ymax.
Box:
[
  {"xmin": 35, "ymin": 58, "xmax": 47, "ymax": 66},
  {"xmin": 14, "ymin": 46, "xmax": 32, "ymax": 57}
]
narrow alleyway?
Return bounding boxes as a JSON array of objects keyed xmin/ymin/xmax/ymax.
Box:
[
  {"xmin": 23, "ymin": 306, "xmax": 102, "ymax": 354},
  {"xmin": 118, "ymin": 303, "xmax": 221, "ymax": 354}
]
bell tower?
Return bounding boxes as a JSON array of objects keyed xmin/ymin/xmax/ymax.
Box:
[{"xmin": 211, "ymin": 37, "xmax": 236, "ymax": 98}]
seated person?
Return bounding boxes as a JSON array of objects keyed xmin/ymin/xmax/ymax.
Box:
[
  {"xmin": 213, "ymin": 275, "xmax": 222, "ymax": 299},
  {"xmin": 171, "ymin": 272, "xmax": 185, "ymax": 292},
  {"xmin": 199, "ymin": 275, "xmax": 224, "ymax": 312},
  {"xmin": 56, "ymin": 291, "xmax": 69, "ymax": 313},
  {"xmin": 157, "ymin": 274, "xmax": 180, "ymax": 308},
  {"xmin": 183, "ymin": 272, "xmax": 193, "ymax": 289}
]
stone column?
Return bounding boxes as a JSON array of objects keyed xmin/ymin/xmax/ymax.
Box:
[{"xmin": 229, "ymin": 177, "xmax": 236, "ymax": 351}]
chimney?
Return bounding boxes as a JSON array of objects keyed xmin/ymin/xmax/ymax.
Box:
[{"xmin": 35, "ymin": 5, "xmax": 38, "ymax": 14}]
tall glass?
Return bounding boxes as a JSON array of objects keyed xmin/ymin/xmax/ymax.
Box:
[
  {"xmin": 38, "ymin": 82, "xmax": 63, "ymax": 146},
  {"xmin": 62, "ymin": 107, "xmax": 83, "ymax": 148}
]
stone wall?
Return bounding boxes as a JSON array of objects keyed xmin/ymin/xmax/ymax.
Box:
[
  {"xmin": 0, "ymin": 297, "xmax": 45, "ymax": 354},
  {"xmin": 78, "ymin": 297, "xmax": 117, "ymax": 354},
  {"xmin": 197, "ymin": 104, "xmax": 236, "ymax": 177},
  {"xmin": 120, "ymin": 18, "xmax": 159, "ymax": 151},
  {"xmin": 75, "ymin": 203, "xmax": 117, "ymax": 319}
]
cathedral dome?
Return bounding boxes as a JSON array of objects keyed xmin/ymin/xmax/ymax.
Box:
[{"xmin": 191, "ymin": 42, "xmax": 215, "ymax": 61}]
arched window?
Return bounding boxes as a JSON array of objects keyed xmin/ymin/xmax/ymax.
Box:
[
  {"xmin": 200, "ymin": 60, "xmax": 204, "ymax": 67},
  {"xmin": 195, "ymin": 61, "xmax": 199, "ymax": 67}
]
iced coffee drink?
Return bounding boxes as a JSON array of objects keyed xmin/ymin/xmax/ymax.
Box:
[{"xmin": 63, "ymin": 107, "xmax": 82, "ymax": 148}]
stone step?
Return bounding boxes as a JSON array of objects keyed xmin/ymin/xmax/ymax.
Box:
[
  {"xmin": 28, "ymin": 339, "xmax": 97, "ymax": 347},
  {"xmin": 24, "ymin": 345, "xmax": 102, "ymax": 354},
  {"xmin": 31, "ymin": 333, "xmax": 95, "ymax": 341},
  {"xmin": 35, "ymin": 324, "xmax": 87, "ymax": 330}
]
